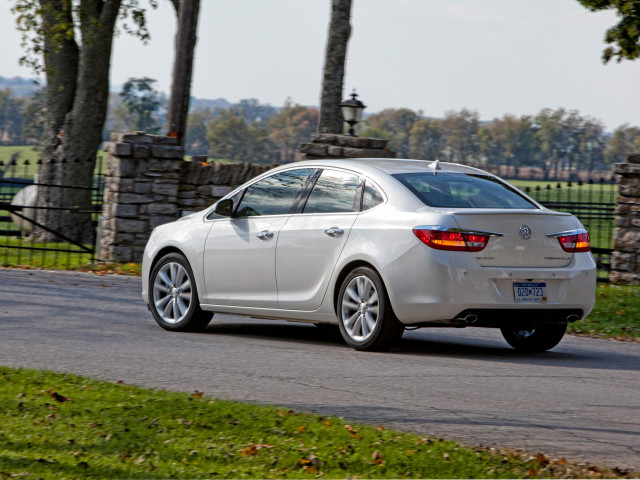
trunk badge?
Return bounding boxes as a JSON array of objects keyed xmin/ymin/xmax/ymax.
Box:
[{"xmin": 519, "ymin": 225, "xmax": 532, "ymax": 240}]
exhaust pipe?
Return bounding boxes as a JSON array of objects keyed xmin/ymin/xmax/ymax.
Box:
[
  {"xmin": 454, "ymin": 314, "xmax": 478, "ymax": 325},
  {"xmin": 566, "ymin": 314, "xmax": 580, "ymax": 323}
]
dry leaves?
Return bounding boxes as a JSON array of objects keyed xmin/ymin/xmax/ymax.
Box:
[
  {"xmin": 344, "ymin": 424, "xmax": 361, "ymax": 439},
  {"xmin": 240, "ymin": 442, "xmax": 273, "ymax": 457},
  {"xmin": 370, "ymin": 451, "xmax": 385, "ymax": 465}
]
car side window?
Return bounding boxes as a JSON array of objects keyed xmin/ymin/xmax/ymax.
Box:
[
  {"xmin": 235, "ymin": 169, "xmax": 314, "ymax": 217},
  {"xmin": 362, "ymin": 182, "xmax": 384, "ymax": 211},
  {"xmin": 303, "ymin": 170, "xmax": 360, "ymax": 214}
]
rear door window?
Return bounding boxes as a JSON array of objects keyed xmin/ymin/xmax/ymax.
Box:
[{"xmin": 302, "ymin": 170, "xmax": 360, "ymax": 214}]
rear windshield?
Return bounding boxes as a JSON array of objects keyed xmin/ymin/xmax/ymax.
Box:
[{"xmin": 393, "ymin": 172, "xmax": 538, "ymax": 209}]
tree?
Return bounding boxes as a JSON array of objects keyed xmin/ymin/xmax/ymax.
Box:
[
  {"xmin": 605, "ymin": 123, "xmax": 640, "ymax": 164},
  {"xmin": 116, "ymin": 77, "xmax": 162, "ymax": 134},
  {"xmin": 185, "ymin": 108, "xmax": 215, "ymax": 155},
  {"xmin": 166, "ymin": 0, "xmax": 200, "ymax": 145},
  {"xmin": 233, "ymin": 99, "xmax": 276, "ymax": 124},
  {"xmin": 481, "ymin": 114, "xmax": 538, "ymax": 176},
  {"xmin": 206, "ymin": 110, "xmax": 273, "ymax": 164},
  {"xmin": 268, "ymin": 100, "xmax": 319, "ymax": 163},
  {"xmin": 20, "ymin": 89, "xmax": 47, "ymax": 144},
  {"xmin": 318, "ymin": 0, "xmax": 352, "ymax": 134},
  {"xmin": 577, "ymin": 0, "xmax": 640, "ymax": 63},
  {"xmin": 361, "ymin": 108, "xmax": 420, "ymax": 158},
  {"xmin": 409, "ymin": 118, "xmax": 444, "ymax": 160},
  {"xmin": 12, "ymin": 0, "xmax": 154, "ymax": 243},
  {"xmin": 442, "ymin": 109, "xmax": 480, "ymax": 163},
  {"xmin": 0, "ymin": 89, "xmax": 25, "ymax": 144},
  {"xmin": 579, "ymin": 118, "xmax": 607, "ymax": 175}
]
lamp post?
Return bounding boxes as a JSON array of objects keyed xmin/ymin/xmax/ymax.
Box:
[{"xmin": 340, "ymin": 90, "xmax": 366, "ymax": 136}]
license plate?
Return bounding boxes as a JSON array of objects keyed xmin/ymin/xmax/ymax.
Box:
[{"xmin": 513, "ymin": 282, "xmax": 547, "ymax": 303}]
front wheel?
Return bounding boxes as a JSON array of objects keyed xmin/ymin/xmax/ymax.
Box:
[
  {"xmin": 500, "ymin": 323, "xmax": 567, "ymax": 352},
  {"xmin": 337, "ymin": 267, "xmax": 403, "ymax": 351},
  {"xmin": 149, "ymin": 253, "xmax": 213, "ymax": 332}
]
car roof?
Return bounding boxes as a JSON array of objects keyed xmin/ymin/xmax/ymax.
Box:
[{"xmin": 288, "ymin": 158, "xmax": 491, "ymax": 177}]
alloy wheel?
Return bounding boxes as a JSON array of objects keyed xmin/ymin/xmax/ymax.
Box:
[
  {"xmin": 341, "ymin": 275, "xmax": 380, "ymax": 342},
  {"xmin": 152, "ymin": 262, "xmax": 193, "ymax": 324}
]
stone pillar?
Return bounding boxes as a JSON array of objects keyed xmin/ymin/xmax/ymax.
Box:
[
  {"xmin": 299, "ymin": 133, "xmax": 396, "ymax": 159},
  {"xmin": 100, "ymin": 132, "xmax": 183, "ymax": 263},
  {"xmin": 610, "ymin": 153, "xmax": 640, "ymax": 285}
]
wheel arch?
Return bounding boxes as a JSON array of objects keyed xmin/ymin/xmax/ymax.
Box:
[
  {"xmin": 332, "ymin": 260, "xmax": 397, "ymax": 318},
  {"xmin": 150, "ymin": 246, "xmax": 189, "ymax": 279}
]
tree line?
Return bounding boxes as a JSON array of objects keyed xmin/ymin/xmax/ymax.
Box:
[
  {"xmin": 360, "ymin": 107, "xmax": 639, "ymax": 178},
  {"xmin": 2, "ymin": 80, "xmax": 640, "ymax": 175}
]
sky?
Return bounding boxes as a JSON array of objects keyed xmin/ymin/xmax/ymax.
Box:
[{"xmin": 0, "ymin": 0, "xmax": 638, "ymax": 131}]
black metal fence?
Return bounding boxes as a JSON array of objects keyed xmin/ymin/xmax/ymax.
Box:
[
  {"xmin": 518, "ymin": 178, "xmax": 617, "ymax": 280},
  {"xmin": 0, "ymin": 156, "xmax": 105, "ymax": 268},
  {"xmin": 0, "ymin": 155, "xmax": 619, "ymax": 278}
]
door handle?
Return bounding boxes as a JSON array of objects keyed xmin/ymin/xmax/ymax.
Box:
[
  {"xmin": 256, "ymin": 230, "xmax": 274, "ymax": 240},
  {"xmin": 324, "ymin": 227, "xmax": 344, "ymax": 237}
]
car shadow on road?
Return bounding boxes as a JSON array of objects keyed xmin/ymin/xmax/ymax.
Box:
[
  {"xmin": 203, "ymin": 320, "xmax": 640, "ymax": 372},
  {"xmin": 395, "ymin": 329, "xmax": 640, "ymax": 371}
]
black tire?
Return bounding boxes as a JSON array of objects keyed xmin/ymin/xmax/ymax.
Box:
[
  {"xmin": 149, "ymin": 253, "xmax": 213, "ymax": 332},
  {"xmin": 337, "ymin": 267, "xmax": 404, "ymax": 351},
  {"xmin": 500, "ymin": 323, "xmax": 567, "ymax": 352}
]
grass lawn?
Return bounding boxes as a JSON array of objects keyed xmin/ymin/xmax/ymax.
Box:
[
  {"xmin": 0, "ymin": 367, "xmax": 632, "ymax": 479},
  {"xmin": 569, "ymin": 284, "xmax": 640, "ymax": 340},
  {"xmin": 508, "ymin": 179, "xmax": 617, "ymax": 205}
]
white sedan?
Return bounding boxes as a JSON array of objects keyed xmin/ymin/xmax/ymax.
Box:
[{"xmin": 142, "ymin": 159, "xmax": 596, "ymax": 352}]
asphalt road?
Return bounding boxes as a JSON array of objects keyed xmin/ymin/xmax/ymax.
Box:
[{"xmin": 1, "ymin": 268, "xmax": 639, "ymax": 472}]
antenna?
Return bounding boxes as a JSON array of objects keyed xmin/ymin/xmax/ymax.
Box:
[{"xmin": 428, "ymin": 159, "xmax": 441, "ymax": 170}]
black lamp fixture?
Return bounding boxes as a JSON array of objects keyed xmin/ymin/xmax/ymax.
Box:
[{"xmin": 340, "ymin": 89, "xmax": 366, "ymax": 136}]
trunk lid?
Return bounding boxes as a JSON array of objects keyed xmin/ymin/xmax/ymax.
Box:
[{"xmin": 452, "ymin": 210, "xmax": 580, "ymax": 267}]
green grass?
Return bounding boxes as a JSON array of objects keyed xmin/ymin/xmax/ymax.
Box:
[
  {"xmin": 569, "ymin": 284, "xmax": 640, "ymax": 340},
  {"xmin": 508, "ymin": 179, "xmax": 618, "ymax": 205},
  {"xmin": 0, "ymin": 367, "xmax": 630, "ymax": 479},
  {"xmin": 0, "ymin": 238, "xmax": 140, "ymax": 274}
]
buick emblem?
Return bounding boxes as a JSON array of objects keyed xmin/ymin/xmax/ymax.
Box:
[{"xmin": 519, "ymin": 225, "xmax": 532, "ymax": 240}]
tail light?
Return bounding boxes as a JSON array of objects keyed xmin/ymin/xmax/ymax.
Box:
[
  {"xmin": 557, "ymin": 232, "xmax": 590, "ymax": 253},
  {"xmin": 413, "ymin": 228, "xmax": 490, "ymax": 252}
]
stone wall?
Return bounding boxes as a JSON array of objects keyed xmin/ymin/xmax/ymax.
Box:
[
  {"xmin": 299, "ymin": 133, "xmax": 396, "ymax": 159},
  {"xmin": 100, "ymin": 133, "xmax": 275, "ymax": 263},
  {"xmin": 610, "ymin": 153, "xmax": 640, "ymax": 285}
]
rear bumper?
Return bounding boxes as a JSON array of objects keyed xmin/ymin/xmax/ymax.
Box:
[{"xmin": 381, "ymin": 244, "xmax": 597, "ymax": 325}]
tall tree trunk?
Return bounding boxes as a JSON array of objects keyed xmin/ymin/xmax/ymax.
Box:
[
  {"xmin": 35, "ymin": 0, "xmax": 79, "ymax": 242},
  {"xmin": 36, "ymin": 0, "xmax": 121, "ymax": 245},
  {"xmin": 166, "ymin": 0, "xmax": 200, "ymax": 146},
  {"xmin": 61, "ymin": 0, "xmax": 121, "ymax": 244},
  {"xmin": 317, "ymin": 0, "xmax": 352, "ymax": 134}
]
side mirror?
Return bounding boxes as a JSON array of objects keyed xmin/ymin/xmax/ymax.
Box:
[{"xmin": 213, "ymin": 198, "xmax": 234, "ymax": 217}]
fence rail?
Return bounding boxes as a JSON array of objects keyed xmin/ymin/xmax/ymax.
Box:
[{"xmin": 0, "ymin": 156, "xmax": 105, "ymax": 269}]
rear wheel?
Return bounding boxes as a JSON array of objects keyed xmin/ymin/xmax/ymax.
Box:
[
  {"xmin": 149, "ymin": 253, "xmax": 213, "ymax": 332},
  {"xmin": 500, "ymin": 323, "xmax": 567, "ymax": 352},
  {"xmin": 337, "ymin": 267, "xmax": 403, "ymax": 351}
]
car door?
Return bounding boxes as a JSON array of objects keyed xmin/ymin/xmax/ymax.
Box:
[
  {"xmin": 276, "ymin": 169, "xmax": 361, "ymax": 310},
  {"xmin": 203, "ymin": 168, "xmax": 314, "ymax": 307}
]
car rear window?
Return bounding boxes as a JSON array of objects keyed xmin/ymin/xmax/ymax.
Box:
[{"xmin": 393, "ymin": 172, "xmax": 538, "ymax": 209}]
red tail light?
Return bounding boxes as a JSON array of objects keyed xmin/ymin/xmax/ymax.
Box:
[
  {"xmin": 557, "ymin": 232, "xmax": 590, "ymax": 253},
  {"xmin": 413, "ymin": 228, "xmax": 489, "ymax": 252}
]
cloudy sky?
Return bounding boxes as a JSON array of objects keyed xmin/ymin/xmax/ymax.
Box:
[{"xmin": 1, "ymin": 0, "xmax": 638, "ymax": 130}]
